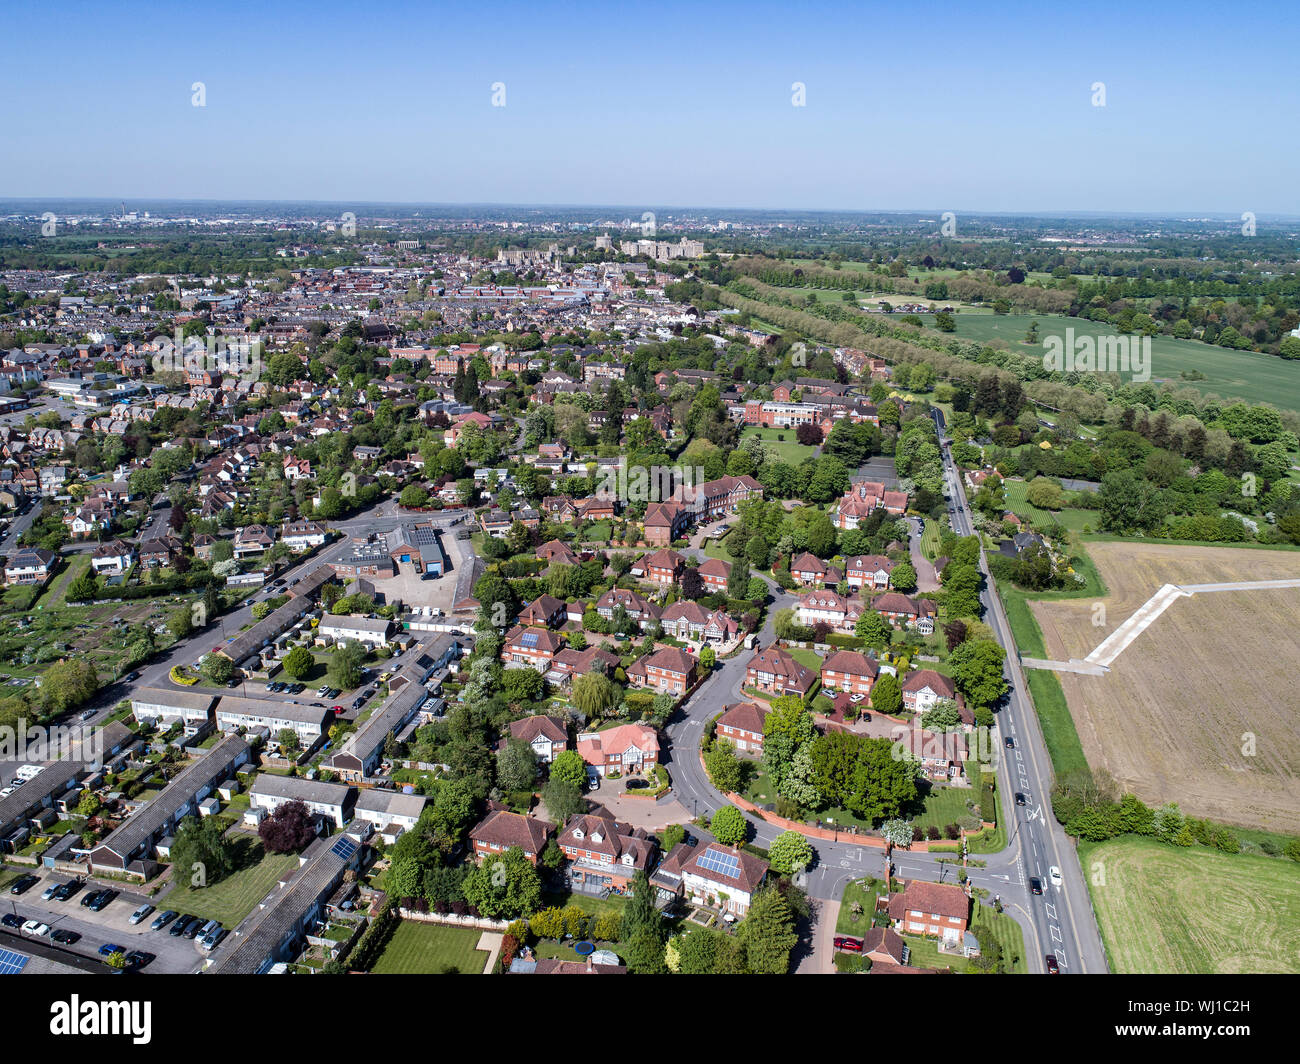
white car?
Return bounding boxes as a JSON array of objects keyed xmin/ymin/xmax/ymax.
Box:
[
  {"xmin": 21, "ymin": 920, "xmax": 50, "ymax": 938},
  {"xmin": 1048, "ymin": 866, "xmax": 1063, "ymax": 888}
]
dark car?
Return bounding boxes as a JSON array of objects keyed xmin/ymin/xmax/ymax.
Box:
[
  {"xmin": 1015, "ymin": 792, "xmax": 1026, "ymax": 806},
  {"xmin": 1, "ymin": 913, "xmax": 22, "ymax": 929},
  {"xmin": 168, "ymin": 914, "xmax": 196, "ymax": 937},
  {"xmin": 183, "ymin": 918, "xmax": 203, "ymax": 940},
  {"xmin": 88, "ymin": 889, "xmax": 118, "ymax": 912},
  {"xmin": 80, "ymin": 889, "xmax": 104, "ymax": 908},
  {"xmin": 51, "ymin": 929, "xmax": 81, "ymax": 945},
  {"xmin": 9, "ymin": 873, "xmax": 39, "ymax": 895},
  {"xmin": 124, "ymin": 950, "xmax": 155, "ymax": 970},
  {"xmin": 833, "ymin": 936, "xmax": 863, "ymax": 953},
  {"xmin": 1045, "ymin": 954, "xmax": 1060, "ymax": 974},
  {"xmin": 1030, "ymin": 877, "xmax": 1043, "ymax": 896},
  {"xmin": 150, "ymin": 909, "xmax": 178, "ymax": 931},
  {"xmin": 1004, "ymin": 736, "xmax": 1015, "ymax": 749},
  {"xmin": 98, "ymin": 943, "xmax": 127, "ymax": 958},
  {"xmin": 54, "ymin": 879, "xmax": 83, "ymax": 902}
]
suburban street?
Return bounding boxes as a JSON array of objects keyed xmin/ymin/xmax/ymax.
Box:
[{"xmin": 660, "ymin": 435, "xmax": 1110, "ymax": 973}]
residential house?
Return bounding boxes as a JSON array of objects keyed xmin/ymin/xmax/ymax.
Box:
[
  {"xmin": 557, "ymin": 812, "xmax": 656, "ymax": 892},
  {"xmin": 577, "ymin": 723, "xmax": 660, "ymax": 777},
  {"xmin": 888, "ymin": 880, "xmax": 971, "ymax": 947},
  {"xmin": 745, "ymin": 645, "xmax": 816, "ymax": 697},
  {"xmin": 470, "ymin": 809, "xmax": 553, "ymax": 865},
  {"xmin": 715, "ymin": 702, "xmax": 768, "ymax": 755},
  {"xmin": 820, "ymin": 649, "xmax": 880, "ymax": 697},
  {"xmin": 626, "ymin": 645, "xmax": 697, "ymax": 696},
  {"xmin": 505, "ymin": 715, "xmax": 569, "ymax": 763}
]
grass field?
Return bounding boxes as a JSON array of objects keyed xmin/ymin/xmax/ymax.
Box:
[
  {"xmin": 1001, "ymin": 479, "xmax": 1095, "ymax": 533},
  {"xmin": 932, "ymin": 312, "xmax": 1300, "ymax": 413},
  {"xmin": 370, "ymin": 921, "xmax": 491, "ymax": 974},
  {"xmin": 740, "ymin": 426, "xmax": 817, "ymax": 466},
  {"xmin": 919, "ymin": 516, "xmax": 942, "ymax": 560},
  {"xmin": 908, "ymin": 783, "xmax": 978, "ymax": 832},
  {"xmin": 1079, "ymin": 836, "xmax": 1300, "ymax": 973},
  {"xmin": 1031, "ymin": 541, "xmax": 1300, "ymax": 832},
  {"xmin": 164, "ymin": 837, "xmax": 300, "ymax": 927},
  {"xmin": 785, "ymin": 646, "xmax": 823, "ymax": 673}
]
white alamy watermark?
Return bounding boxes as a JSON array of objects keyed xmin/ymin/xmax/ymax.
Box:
[
  {"xmin": 0, "ymin": 720, "xmax": 99, "ymax": 762},
  {"xmin": 888, "ymin": 721, "xmax": 999, "ymax": 767},
  {"xmin": 50, "ymin": 997, "xmax": 151, "ymax": 1044},
  {"xmin": 1042, "ymin": 327, "xmax": 1150, "ymax": 383},
  {"xmin": 594, "ymin": 457, "xmax": 706, "ymax": 504},
  {"xmin": 150, "ymin": 328, "xmax": 264, "ymax": 381}
]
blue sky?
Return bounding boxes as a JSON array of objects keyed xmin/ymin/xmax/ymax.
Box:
[{"xmin": 4, "ymin": 0, "xmax": 1297, "ymax": 213}]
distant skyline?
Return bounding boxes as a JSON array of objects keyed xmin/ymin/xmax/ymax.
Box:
[{"xmin": 5, "ymin": 0, "xmax": 1298, "ymax": 215}]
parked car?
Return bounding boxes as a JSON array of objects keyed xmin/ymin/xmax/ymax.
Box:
[
  {"xmin": 833, "ymin": 936, "xmax": 863, "ymax": 953},
  {"xmin": 1045, "ymin": 954, "xmax": 1060, "ymax": 974},
  {"xmin": 80, "ymin": 889, "xmax": 104, "ymax": 908},
  {"xmin": 169, "ymin": 914, "xmax": 197, "ymax": 938},
  {"xmin": 88, "ymin": 889, "xmax": 118, "ymax": 912},
  {"xmin": 199, "ymin": 926, "xmax": 227, "ymax": 952},
  {"xmin": 182, "ymin": 918, "xmax": 203, "ymax": 940},
  {"xmin": 98, "ymin": 943, "xmax": 127, "ymax": 958},
  {"xmin": 41, "ymin": 882, "xmax": 60, "ymax": 901},
  {"xmin": 9, "ymin": 873, "xmax": 39, "ymax": 895},
  {"xmin": 20, "ymin": 920, "xmax": 49, "ymax": 938},
  {"xmin": 1048, "ymin": 866, "xmax": 1063, "ymax": 888},
  {"xmin": 53, "ymin": 879, "xmax": 83, "ymax": 902},
  {"xmin": 1, "ymin": 913, "xmax": 22, "ymax": 929},
  {"xmin": 129, "ymin": 903, "xmax": 155, "ymax": 925},
  {"xmin": 124, "ymin": 950, "xmax": 155, "ymax": 970},
  {"xmin": 150, "ymin": 909, "xmax": 178, "ymax": 931},
  {"xmin": 51, "ymin": 929, "xmax": 80, "ymax": 945}
]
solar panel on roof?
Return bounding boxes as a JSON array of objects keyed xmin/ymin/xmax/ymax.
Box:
[
  {"xmin": 521, "ymin": 632, "xmax": 539, "ymax": 648},
  {"xmin": 330, "ymin": 836, "xmax": 357, "ymax": 861},
  {"xmin": 696, "ymin": 847, "xmax": 741, "ymax": 879},
  {"xmin": 0, "ymin": 948, "xmax": 29, "ymax": 975}
]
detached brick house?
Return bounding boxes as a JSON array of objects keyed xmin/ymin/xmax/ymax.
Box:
[
  {"xmin": 557, "ymin": 813, "xmax": 657, "ymax": 892},
  {"xmin": 820, "ymin": 649, "xmax": 879, "ymax": 697},
  {"xmin": 470, "ymin": 809, "xmax": 553, "ymax": 865},
  {"xmin": 790, "ymin": 552, "xmax": 841, "ymax": 588},
  {"xmin": 901, "ymin": 669, "xmax": 957, "ymax": 715},
  {"xmin": 643, "ymin": 500, "xmax": 692, "ymax": 546},
  {"xmin": 639, "ymin": 548, "xmax": 686, "ymax": 587},
  {"xmin": 716, "ymin": 702, "xmax": 768, "ymax": 754},
  {"xmin": 577, "ymin": 723, "xmax": 660, "ymax": 777},
  {"xmin": 874, "ymin": 593, "xmax": 938, "ymax": 634},
  {"xmin": 505, "ymin": 715, "xmax": 569, "ymax": 763},
  {"xmin": 888, "ymin": 880, "xmax": 971, "ymax": 947},
  {"xmin": 844, "ymin": 554, "xmax": 896, "ymax": 589},
  {"xmin": 653, "ymin": 840, "xmax": 769, "ymax": 917},
  {"xmin": 536, "ymin": 538, "xmax": 579, "ymax": 565},
  {"xmin": 745, "ymin": 645, "xmax": 816, "ymax": 697},
  {"xmin": 518, "ymin": 593, "xmax": 567, "ymax": 628},
  {"xmin": 503, "ymin": 625, "xmax": 565, "ymax": 669},
  {"xmin": 626, "ymin": 645, "xmax": 696, "ymax": 696},
  {"xmin": 696, "ymin": 557, "xmax": 731, "ymax": 593}
]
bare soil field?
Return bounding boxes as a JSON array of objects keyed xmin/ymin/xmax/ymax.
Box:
[{"xmin": 1030, "ymin": 542, "xmax": 1300, "ymax": 834}]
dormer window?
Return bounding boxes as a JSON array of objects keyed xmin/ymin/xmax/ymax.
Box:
[
  {"xmin": 622, "ymin": 854, "xmax": 634, "ymax": 865},
  {"xmin": 573, "ymin": 829, "xmax": 584, "ymax": 839},
  {"xmin": 591, "ymin": 832, "xmax": 603, "ymax": 844}
]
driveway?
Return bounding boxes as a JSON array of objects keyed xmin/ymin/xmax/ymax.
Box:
[
  {"xmin": 585, "ymin": 776, "xmax": 692, "ymax": 830},
  {"xmin": 908, "ymin": 516, "xmax": 941, "ymax": 592}
]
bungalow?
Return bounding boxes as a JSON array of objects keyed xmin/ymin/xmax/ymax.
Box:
[
  {"xmin": 470, "ymin": 809, "xmax": 553, "ymax": 865},
  {"xmin": 716, "ymin": 702, "xmax": 768, "ymax": 754},
  {"xmin": 745, "ymin": 645, "xmax": 816, "ymax": 698},
  {"xmin": 626, "ymin": 645, "xmax": 696, "ymax": 696},
  {"xmin": 820, "ymin": 649, "xmax": 880, "ymax": 697},
  {"xmin": 577, "ymin": 723, "xmax": 660, "ymax": 777}
]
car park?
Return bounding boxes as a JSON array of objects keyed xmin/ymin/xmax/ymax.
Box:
[
  {"xmin": 88, "ymin": 888, "xmax": 118, "ymax": 912},
  {"xmin": 150, "ymin": 909, "xmax": 178, "ymax": 931},
  {"xmin": 124, "ymin": 950, "xmax": 155, "ymax": 970},
  {"xmin": 80, "ymin": 889, "xmax": 103, "ymax": 907},
  {"xmin": 41, "ymin": 882, "xmax": 60, "ymax": 901},
  {"xmin": 183, "ymin": 918, "xmax": 203, "ymax": 939},
  {"xmin": 129, "ymin": 902, "xmax": 155, "ymax": 925},
  {"xmin": 50, "ymin": 929, "xmax": 80, "ymax": 945},
  {"xmin": 199, "ymin": 925, "xmax": 227, "ymax": 951},
  {"xmin": 9, "ymin": 873, "xmax": 39, "ymax": 895}
]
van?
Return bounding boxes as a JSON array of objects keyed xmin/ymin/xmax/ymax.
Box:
[{"xmin": 197, "ymin": 918, "xmax": 221, "ymax": 940}]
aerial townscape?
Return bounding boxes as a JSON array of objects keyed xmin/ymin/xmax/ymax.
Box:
[{"xmin": 0, "ymin": 5, "xmax": 1295, "ymax": 1028}]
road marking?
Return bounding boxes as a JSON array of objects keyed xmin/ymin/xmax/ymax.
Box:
[
  {"xmin": 1050, "ymin": 925, "xmax": 1063, "ymax": 943},
  {"xmin": 1045, "ymin": 903, "xmax": 1057, "ymax": 920}
]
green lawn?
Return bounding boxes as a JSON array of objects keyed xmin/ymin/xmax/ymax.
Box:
[
  {"xmin": 919, "ymin": 517, "xmax": 942, "ymax": 561},
  {"xmin": 164, "ymin": 836, "xmax": 300, "ymax": 927},
  {"xmin": 908, "ymin": 784, "xmax": 978, "ymax": 833},
  {"xmin": 36, "ymin": 554, "xmax": 90, "ymax": 609},
  {"xmin": 701, "ymin": 533, "xmax": 736, "ymax": 562},
  {"xmin": 1001, "ymin": 479, "xmax": 1095, "ymax": 533},
  {"xmin": 740, "ymin": 426, "xmax": 817, "ymax": 466},
  {"xmin": 582, "ymin": 520, "xmax": 612, "ymax": 543},
  {"xmin": 835, "ymin": 877, "xmax": 885, "ymax": 934},
  {"xmin": 539, "ymin": 889, "xmax": 629, "ymax": 919},
  {"xmin": 785, "ymin": 646, "xmax": 823, "ymax": 673},
  {"xmin": 932, "ymin": 312, "xmax": 1300, "ymax": 413},
  {"xmin": 1079, "ymin": 835, "xmax": 1300, "ymax": 974},
  {"xmin": 370, "ymin": 921, "xmax": 491, "ymax": 974}
]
